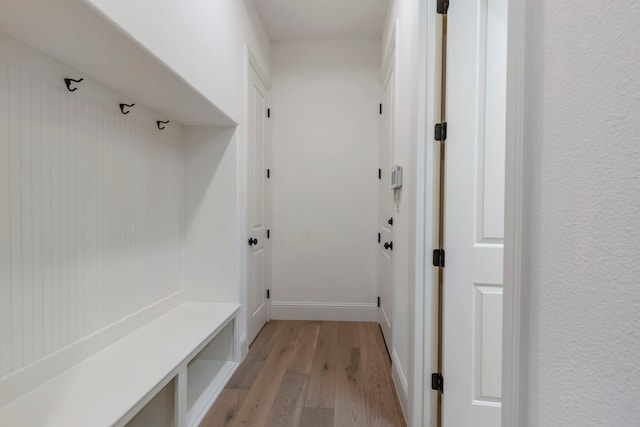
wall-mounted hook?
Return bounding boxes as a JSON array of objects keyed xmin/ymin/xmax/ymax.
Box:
[
  {"xmin": 157, "ymin": 120, "xmax": 170, "ymax": 130},
  {"xmin": 64, "ymin": 78, "xmax": 84, "ymax": 92},
  {"xmin": 119, "ymin": 103, "xmax": 135, "ymax": 115}
]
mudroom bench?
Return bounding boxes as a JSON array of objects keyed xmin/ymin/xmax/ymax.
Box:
[{"xmin": 0, "ymin": 303, "xmax": 240, "ymax": 427}]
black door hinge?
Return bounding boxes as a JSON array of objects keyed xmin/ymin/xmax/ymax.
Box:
[
  {"xmin": 437, "ymin": 0, "xmax": 449, "ymax": 14},
  {"xmin": 267, "ymin": 289, "xmax": 270, "ymax": 299},
  {"xmin": 431, "ymin": 373, "xmax": 444, "ymax": 392},
  {"xmin": 379, "ymin": 103, "xmax": 383, "ymax": 115},
  {"xmin": 378, "ymin": 168, "xmax": 382, "ymax": 180},
  {"xmin": 433, "ymin": 249, "xmax": 445, "ymax": 267},
  {"xmin": 377, "ymin": 296, "xmax": 381, "ymax": 307},
  {"xmin": 435, "ymin": 122, "xmax": 447, "ymax": 141},
  {"xmin": 267, "ymin": 108, "xmax": 271, "ymax": 118},
  {"xmin": 378, "ymin": 233, "xmax": 381, "ymax": 244},
  {"xmin": 267, "ymin": 169, "xmax": 271, "ymax": 179},
  {"xmin": 267, "ymin": 229, "xmax": 270, "ymax": 239}
]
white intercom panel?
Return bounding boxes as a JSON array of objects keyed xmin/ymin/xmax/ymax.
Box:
[{"xmin": 391, "ymin": 165, "xmax": 403, "ymax": 189}]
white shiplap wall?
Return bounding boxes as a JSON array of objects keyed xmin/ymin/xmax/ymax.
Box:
[{"xmin": 0, "ymin": 39, "xmax": 185, "ymax": 378}]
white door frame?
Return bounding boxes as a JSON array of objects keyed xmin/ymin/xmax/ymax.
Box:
[
  {"xmin": 411, "ymin": 0, "xmax": 437, "ymax": 424},
  {"xmin": 500, "ymin": 0, "xmax": 527, "ymax": 424},
  {"xmin": 412, "ymin": 0, "xmax": 527, "ymax": 425},
  {"xmin": 240, "ymin": 45, "xmax": 271, "ymax": 359}
]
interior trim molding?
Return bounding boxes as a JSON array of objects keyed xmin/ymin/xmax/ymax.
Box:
[
  {"xmin": 270, "ymin": 301, "xmax": 378, "ymax": 322},
  {"xmin": 238, "ymin": 332, "xmax": 249, "ymax": 361},
  {"xmin": 502, "ymin": 0, "xmax": 528, "ymax": 425},
  {"xmin": 412, "ymin": 0, "xmax": 437, "ymax": 425},
  {"xmin": 392, "ymin": 349, "xmax": 410, "ymax": 419}
]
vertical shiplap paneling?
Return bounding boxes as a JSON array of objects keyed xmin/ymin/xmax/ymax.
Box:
[
  {"xmin": 85, "ymin": 98, "xmax": 95, "ymax": 335},
  {"xmin": 8, "ymin": 64, "xmax": 22, "ymax": 373},
  {"xmin": 31, "ymin": 75, "xmax": 44, "ymax": 363},
  {"xmin": 50, "ymin": 83, "xmax": 61, "ymax": 353},
  {"xmin": 78, "ymin": 96, "xmax": 92, "ymax": 337},
  {"xmin": 40, "ymin": 77, "xmax": 53, "ymax": 357},
  {"xmin": 92, "ymin": 102, "xmax": 101, "ymax": 331},
  {"xmin": 0, "ymin": 52, "xmax": 184, "ymax": 378},
  {"xmin": 131, "ymin": 120, "xmax": 140, "ymax": 309},
  {"xmin": 67, "ymin": 88, "xmax": 78, "ymax": 344},
  {"xmin": 0, "ymin": 62, "xmax": 11, "ymax": 377},
  {"xmin": 124, "ymin": 115, "xmax": 133, "ymax": 315},
  {"xmin": 58, "ymin": 78, "xmax": 70, "ymax": 349},
  {"xmin": 20, "ymin": 69, "xmax": 34, "ymax": 367},
  {"xmin": 109, "ymin": 108, "xmax": 121, "ymax": 326}
]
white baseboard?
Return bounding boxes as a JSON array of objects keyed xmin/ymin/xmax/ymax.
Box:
[
  {"xmin": 0, "ymin": 291, "xmax": 183, "ymax": 406},
  {"xmin": 270, "ymin": 301, "xmax": 378, "ymax": 322},
  {"xmin": 392, "ymin": 349, "xmax": 409, "ymax": 420}
]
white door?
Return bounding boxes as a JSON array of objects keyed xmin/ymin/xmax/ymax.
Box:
[
  {"xmin": 442, "ymin": 0, "xmax": 507, "ymax": 425},
  {"xmin": 247, "ymin": 64, "xmax": 270, "ymax": 345},
  {"xmin": 378, "ymin": 56, "xmax": 395, "ymax": 352}
]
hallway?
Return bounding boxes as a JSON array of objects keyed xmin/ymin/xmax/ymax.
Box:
[{"xmin": 200, "ymin": 321, "xmax": 406, "ymax": 427}]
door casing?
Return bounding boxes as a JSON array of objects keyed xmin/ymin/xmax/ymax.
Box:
[{"xmin": 411, "ymin": 0, "xmax": 528, "ymax": 426}]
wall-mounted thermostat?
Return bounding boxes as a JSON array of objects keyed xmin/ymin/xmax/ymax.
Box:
[{"xmin": 391, "ymin": 165, "xmax": 403, "ymax": 189}]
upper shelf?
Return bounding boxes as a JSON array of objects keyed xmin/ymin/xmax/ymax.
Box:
[{"xmin": 0, "ymin": 0, "xmax": 236, "ymax": 127}]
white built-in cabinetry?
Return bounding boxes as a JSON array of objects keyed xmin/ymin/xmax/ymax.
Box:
[
  {"xmin": 0, "ymin": 0, "xmax": 242, "ymax": 425},
  {"xmin": 0, "ymin": 304, "xmax": 239, "ymax": 427}
]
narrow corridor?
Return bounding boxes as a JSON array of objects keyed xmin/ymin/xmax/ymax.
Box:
[{"xmin": 201, "ymin": 321, "xmax": 406, "ymax": 427}]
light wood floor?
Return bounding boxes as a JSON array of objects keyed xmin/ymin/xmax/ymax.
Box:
[{"xmin": 200, "ymin": 320, "xmax": 407, "ymax": 427}]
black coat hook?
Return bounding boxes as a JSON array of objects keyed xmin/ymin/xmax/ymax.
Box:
[
  {"xmin": 64, "ymin": 78, "xmax": 84, "ymax": 92},
  {"xmin": 119, "ymin": 103, "xmax": 135, "ymax": 115},
  {"xmin": 157, "ymin": 120, "xmax": 170, "ymax": 130}
]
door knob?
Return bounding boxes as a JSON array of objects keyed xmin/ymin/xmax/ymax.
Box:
[
  {"xmin": 384, "ymin": 241, "xmax": 393, "ymax": 251},
  {"xmin": 388, "ymin": 217, "xmax": 393, "ymax": 226},
  {"xmin": 248, "ymin": 237, "xmax": 258, "ymax": 246}
]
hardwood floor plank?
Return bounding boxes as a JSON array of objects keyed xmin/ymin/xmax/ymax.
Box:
[
  {"xmin": 372, "ymin": 324, "xmax": 392, "ymax": 363},
  {"xmin": 287, "ymin": 324, "xmax": 320, "ymax": 374},
  {"xmin": 334, "ymin": 347, "xmax": 367, "ymax": 427},
  {"xmin": 289, "ymin": 371, "xmax": 310, "ymax": 426},
  {"xmin": 230, "ymin": 321, "xmax": 303, "ymax": 427},
  {"xmin": 200, "ymin": 389, "xmax": 249, "ymax": 427},
  {"xmin": 358, "ymin": 323, "xmax": 406, "ymax": 427},
  {"xmin": 250, "ymin": 321, "xmax": 282, "ymax": 357},
  {"xmin": 304, "ymin": 323, "xmax": 339, "ymax": 409},
  {"xmin": 265, "ymin": 372, "xmax": 308, "ymax": 427},
  {"xmin": 202, "ymin": 321, "xmax": 406, "ymax": 427},
  {"xmin": 227, "ymin": 321, "xmax": 281, "ymax": 389},
  {"xmin": 299, "ymin": 407, "xmax": 334, "ymax": 427},
  {"xmin": 337, "ymin": 321, "xmax": 360, "ymax": 349}
]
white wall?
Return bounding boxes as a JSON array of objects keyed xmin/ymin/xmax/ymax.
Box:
[
  {"xmin": 0, "ymin": 33, "xmax": 184, "ymax": 379},
  {"xmin": 523, "ymin": 2, "xmax": 640, "ymax": 425},
  {"xmin": 382, "ymin": 0, "xmax": 420, "ymax": 415},
  {"xmin": 183, "ymin": 126, "xmax": 239, "ymax": 304},
  {"xmin": 269, "ymin": 40, "xmax": 380, "ymax": 320},
  {"xmin": 86, "ymin": 0, "xmax": 271, "ymax": 124}
]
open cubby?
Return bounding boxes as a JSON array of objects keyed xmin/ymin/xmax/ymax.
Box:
[
  {"xmin": 186, "ymin": 319, "xmax": 236, "ymax": 425},
  {"xmin": 125, "ymin": 379, "xmax": 175, "ymax": 427}
]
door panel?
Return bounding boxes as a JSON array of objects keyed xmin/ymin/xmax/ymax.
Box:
[
  {"xmin": 247, "ymin": 65, "xmax": 269, "ymax": 345},
  {"xmin": 443, "ymin": 0, "xmax": 507, "ymax": 425},
  {"xmin": 251, "ymin": 248, "xmax": 266, "ymax": 314},
  {"xmin": 378, "ymin": 59, "xmax": 394, "ymax": 352}
]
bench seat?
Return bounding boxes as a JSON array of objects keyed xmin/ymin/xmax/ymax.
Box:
[{"xmin": 0, "ymin": 302, "xmax": 240, "ymax": 427}]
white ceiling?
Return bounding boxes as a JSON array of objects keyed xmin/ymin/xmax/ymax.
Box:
[{"xmin": 251, "ymin": 0, "xmax": 390, "ymax": 42}]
